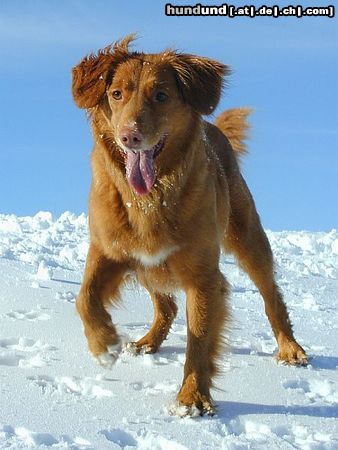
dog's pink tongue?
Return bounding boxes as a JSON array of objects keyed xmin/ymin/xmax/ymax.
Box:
[{"xmin": 125, "ymin": 150, "xmax": 155, "ymax": 195}]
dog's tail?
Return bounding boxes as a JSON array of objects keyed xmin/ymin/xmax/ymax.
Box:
[{"xmin": 214, "ymin": 107, "xmax": 252, "ymax": 157}]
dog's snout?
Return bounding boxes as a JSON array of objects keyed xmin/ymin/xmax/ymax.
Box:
[{"xmin": 119, "ymin": 127, "xmax": 144, "ymax": 149}]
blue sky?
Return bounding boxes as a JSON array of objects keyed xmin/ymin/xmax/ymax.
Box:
[{"xmin": 0, "ymin": 0, "xmax": 337, "ymax": 230}]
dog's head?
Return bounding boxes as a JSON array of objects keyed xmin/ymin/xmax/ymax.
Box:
[{"xmin": 72, "ymin": 35, "xmax": 230, "ymax": 195}]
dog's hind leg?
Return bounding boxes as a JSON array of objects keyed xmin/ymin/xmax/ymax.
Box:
[
  {"xmin": 224, "ymin": 205, "xmax": 308, "ymax": 366},
  {"xmin": 132, "ymin": 292, "xmax": 178, "ymax": 354}
]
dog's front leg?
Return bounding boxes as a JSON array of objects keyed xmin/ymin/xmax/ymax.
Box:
[
  {"xmin": 76, "ymin": 244, "xmax": 127, "ymax": 367},
  {"xmin": 173, "ymin": 269, "xmax": 229, "ymax": 416}
]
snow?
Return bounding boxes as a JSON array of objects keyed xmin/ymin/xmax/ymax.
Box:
[
  {"xmin": 36, "ymin": 261, "xmax": 53, "ymax": 281},
  {"xmin": 95, "ymin": 344, "xmax": 122, "ymax": 369},
  {"xmin": 0, "ymin": 211, "xmax": 337, "ymax": 449}
]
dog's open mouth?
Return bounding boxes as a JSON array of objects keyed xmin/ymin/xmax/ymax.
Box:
[{"xmin": 121, "ymin": 136, "xmax": 167, "ymax": 196}]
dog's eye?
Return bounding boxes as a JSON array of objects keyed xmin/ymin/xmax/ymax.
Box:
[
  {"xmin": 112, "ymin": 90, "xmax": 122, "ymax": 100},
  {"xmin": 155, "ymin": 92, "xmax": 168, "ymax": 103}
]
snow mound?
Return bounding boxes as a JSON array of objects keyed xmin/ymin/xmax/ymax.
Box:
[{"xmin": 0, "ymin": 211, "xmax": 89, "ymax": 270}]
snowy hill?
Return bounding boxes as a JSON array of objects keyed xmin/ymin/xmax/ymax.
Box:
[{"xmin": 0, "ymin": 212, "xmax": 337, "ymax": 449}]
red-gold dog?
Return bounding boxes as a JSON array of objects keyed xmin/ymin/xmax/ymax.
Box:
[{"xmin": 72, "ymin": 35, "xmax": 307, "ymax": 416}]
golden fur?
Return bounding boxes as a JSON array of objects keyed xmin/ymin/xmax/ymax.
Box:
[{"xmin": 72, "ymin": 35, "xmax": 307, "ymax": 416}]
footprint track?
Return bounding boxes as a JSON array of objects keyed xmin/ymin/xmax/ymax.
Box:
[
  {"xmin": 0, "ymin": 337, "xmax": 56, "ymax": 368},
  {"xmin": 129, "ymin": 379, "xmax": 179, "ymax": 396},
  {"xmin": 27, "ymin": 374, "xmax": 115, "ymax": 399},
  {"xmin": 0, "ymin": 424, "xmax": 93, "ymax": 449},
  {"xmin": 283, "ymin": 377, "xmax": 338, "ymax": 404},
  {"xmin": 4, "ymin": 309, "xmax": 50, "ymax": 321}
]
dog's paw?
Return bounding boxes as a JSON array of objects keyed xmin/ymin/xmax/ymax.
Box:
[
  {"xmin": 126, "ymin": 340, "xmax": 159, "ymax": 355},
  {"xmin": 124, "ymin": 342, "xmax": 140, "ymax": 356},
  {"xmin": 168, "ymin": 400, "xmax": 215, "ymax": 418},
  {"xmin": 93, "ymin": 343, "xmax": 122, "ymax": 368},
  {"xmin": 277, "ymin": 340, "xmax": 308, "ymax": 366},
  {"xmin": 168, "ymin": 401, "xmax": 200, "ymax": 418}
]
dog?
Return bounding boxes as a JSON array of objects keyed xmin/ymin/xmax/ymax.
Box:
[{"xmin": 72, "ymin": 35, "xmax": 307, "ymax": 417}]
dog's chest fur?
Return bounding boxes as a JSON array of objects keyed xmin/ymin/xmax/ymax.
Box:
[{"xmin": 131, "ymin": 245, "xmax": 179, "ymax": 267}]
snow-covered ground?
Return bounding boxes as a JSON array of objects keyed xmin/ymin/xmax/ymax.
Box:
[{"xmin": 0, "ymin": 211, "xmax": 337, "ymax": 449}]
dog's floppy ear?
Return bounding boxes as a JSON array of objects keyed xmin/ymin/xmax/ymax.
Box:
[
  {"xmin": 72, "ymin": 34, "xmax": 136, "ymax": 109},
  {"xmin": 171, "ymin": 54, "xmax": 230, "ymax": 115}
]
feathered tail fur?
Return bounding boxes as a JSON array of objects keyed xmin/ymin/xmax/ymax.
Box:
[{"xmin": 214, "ymin": 107, "xmax": 252, "ymax": 156}]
